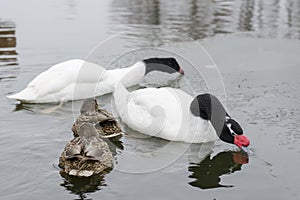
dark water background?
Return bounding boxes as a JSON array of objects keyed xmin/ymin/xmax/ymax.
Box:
[{"xmin": 0, "ymin": 0, "xmax": 299, "ymax": 199}]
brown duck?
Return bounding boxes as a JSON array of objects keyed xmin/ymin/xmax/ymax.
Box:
[
  {"xmin": 72, "ymin": 98, "xmax": 123, "ymax": 138},
  {"xmin": 59, "ymin": 123, "xmax": 113, "ymax": 177}
]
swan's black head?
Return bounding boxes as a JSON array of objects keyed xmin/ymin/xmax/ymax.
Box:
[
  {"xmin": 143, "ymin": 57, "xmax": 184, "ymax": 75},
  {"xmin": 190, "ymin": 93, "xmax": 250, "ymax": 149}
]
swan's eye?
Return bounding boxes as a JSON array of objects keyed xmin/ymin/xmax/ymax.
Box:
[{"xmin": 227, "ymin": 123, "xmax": 236, "ymax": 136}]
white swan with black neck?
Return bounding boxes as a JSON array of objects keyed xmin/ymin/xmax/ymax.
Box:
[
  {"xmin": 113, "ymin": 83, "xmax": 250, "ymax": 150},
  {"xmin": 7, "ymin": 58, "xmax": 184, "ymax": 103}
]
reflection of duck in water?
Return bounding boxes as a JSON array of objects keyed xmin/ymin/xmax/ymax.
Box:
[
  {"xmin": 60, "ymin": 172, "xmax": 109, "ymax": 200},
  {"xmin": 188, "ymin": 150, "xmax": 249, "ymax": 189},
  {"xmin": 59, "ymin": 123, "xmax": 113, "ymax": 177}
]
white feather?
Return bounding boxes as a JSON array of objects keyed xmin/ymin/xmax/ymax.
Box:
[
  {"xmin": 113, "ymin": 83, "xmax": 218, "ymax": 143},
  {"xmin": 7, "ymin": 59, "xmax": 146, "ymax": 103}
]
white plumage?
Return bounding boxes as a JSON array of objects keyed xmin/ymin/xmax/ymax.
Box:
[
  {"xmin": 8, "ymin": 59, "xmax": 146, "ymax": 103},
  {"xmin": 113, "ymin": 83, "xmax": 218, "ymax": 143}
]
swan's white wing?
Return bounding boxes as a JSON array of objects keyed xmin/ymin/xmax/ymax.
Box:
[
  {"xmin": 119, "ymin": 87, "xmax": 191, "ymax": 139},
  {"xmin": 114, "ymin": 84, "xmax": 164, "ymax": 135},
  {"xmin": 114, "ymin": 84, "xmax": 217, "ymax": 142},
  {"xmin": 28, "ymin": 59, "xmax": 106, "ymax": 97},
  {"xmin": 125, "ymin": 91, "xmax": 166, "ymax": 136},
  {"xmin": 8, "ymin": 59, "xmax": 107, "ymax": 102}
]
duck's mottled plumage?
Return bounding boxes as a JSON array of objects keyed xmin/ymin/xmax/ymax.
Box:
[
  {"xmin": 72, "ymin": 98, "xmax": 123, "ymax": 138},
  {"xmin": 59, "ymin": 123, "xmax": 113, "ymax": 177}
]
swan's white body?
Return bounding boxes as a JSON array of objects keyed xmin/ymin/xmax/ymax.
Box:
[
  {"xmin": 113, "ymin": 83, "xmax": 218, "ymax": 143},
  {"xmin": 8, "ymin": 59, "xmax": 146, "ymax": 103}
]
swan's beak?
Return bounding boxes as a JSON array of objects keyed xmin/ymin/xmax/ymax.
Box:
[
  {"xmin": 179, "ymin": 67, "xmax": 184, "ymax": 75},
  {"xmin": 241, "ymin": 146, "xmax": 252, "ymax": 154},
  {"xmin": 234, "ymin": 135, "xmax": 252, "ymax": 154}
]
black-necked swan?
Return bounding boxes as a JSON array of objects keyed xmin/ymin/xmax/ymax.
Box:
[
  {"xmin": 7, "ymin": 58, "xmax": 184, "ymax": 103},
  {"xmin": 113, "ymin": 83, "xmax": 250, "ymax": 150}
]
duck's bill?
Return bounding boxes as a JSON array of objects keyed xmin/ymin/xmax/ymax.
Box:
[{"xmin": 241, "ymin": 146, "xmax": 253, "ymax": 154}]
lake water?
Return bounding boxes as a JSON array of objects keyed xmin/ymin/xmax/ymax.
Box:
[{"xmin": 0, "ymin": 0, "xmax": 299, "ymax": 199}]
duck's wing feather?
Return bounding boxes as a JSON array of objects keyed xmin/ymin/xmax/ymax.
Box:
[
  {"xmin": 65, "ymin": 137, "xmax": 83, "ymax": 159},
  {"xmin": 83, "ymin": 138, "xmax": 113, "ymax": 168},
  {"xmin": 84, "ymin": 139, "xmax": 104, "ymax": 161}
]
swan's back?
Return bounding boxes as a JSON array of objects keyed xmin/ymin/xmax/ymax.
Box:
[
  {"xmin": 126, "ymin": 88, "xmax": 196, "ymax": 140},
  {"xmin": 115, "ymin": 86, "xmax": 218, "ymax": 143},
  {"xmin": 29, "ymin": 59, "xmax": 106, "ymax": 94},
  {"xmin": 8, "ymin": 59, "xmax": 107, "ymax": 102}
]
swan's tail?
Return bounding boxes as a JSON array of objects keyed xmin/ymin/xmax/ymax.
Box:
[
  {"xmin": 7, "ymin": 88, "xmax": 37, "ymax": 103},
  {"xmin": 113, "ymin": 82, "xmax": 130, "ymax": 117}
]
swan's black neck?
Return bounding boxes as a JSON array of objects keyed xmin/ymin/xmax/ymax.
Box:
[
  {"xmin": 190, "ymin": 93, "xmax": 228, "ymax": 134},
  {"xmin": 143, "ymin": 57, "xmax": 180, "ymax": 75},
  {"xmin": 190, "ymin": 93, "xmax": 242, "ymax": 144}
]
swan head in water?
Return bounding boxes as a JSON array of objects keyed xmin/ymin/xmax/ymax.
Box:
[
  {"xmin": 143, "ymin": 57, "xmax": 184, "ymax": 75},
  {"xmin": 190, "ymin": 93, "xmax": 250, "ymax": 150}
]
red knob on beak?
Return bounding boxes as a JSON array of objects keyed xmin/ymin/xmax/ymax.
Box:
[
  {"xmin": 234, "ymin": 135, "xmax": 250, "ymax": 149},
  {"xmin": 179, "ymin": 67, "xmax": 184, "ymax": 75}
]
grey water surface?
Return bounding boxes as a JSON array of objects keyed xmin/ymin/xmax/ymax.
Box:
[{"xmin": 0, "ymin": 0, "xmax": 299, "ymax": 199}]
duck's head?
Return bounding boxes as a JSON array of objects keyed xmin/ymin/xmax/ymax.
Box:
[
  {"xmin": 80, "ymin": 98, "xmax": 98, "ymax": 115},
  {"xmin": 190, "ymin": 93, "xmax": 250, "ymax": 150},
  {"xmin": 143, "ymin": 57, "xmax": 184, "ymax": 75}
]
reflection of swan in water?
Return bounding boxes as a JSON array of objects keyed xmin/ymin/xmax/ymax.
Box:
[
  {"xmin": 59, "ymin": 171, "xmax": 110, "ymax": 200},
  {"xmin": 12, "ymin": 95, "xmax": 112, "ymax": 116},
  {"xmin": 187, "ymin": 143, "xmax": 249, "ymax": 189}
]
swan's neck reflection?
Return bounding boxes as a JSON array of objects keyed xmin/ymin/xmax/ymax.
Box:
[{"xmin": 187, "ymin": 144, "xmax": 249, "ymax": 190}]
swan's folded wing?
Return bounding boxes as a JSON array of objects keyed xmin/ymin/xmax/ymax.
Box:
[
  {"xmin": 114, "ymin": 84, "xmax": 172, "ymax": 135},
  {"xmin": 27, "ymin": 60, "xmax": 107, "ymax": 98},
  {"xmin": 7, "ymin": 59, "xmax": 107, "ymax": 101},
  {"xmin": 122, "ymin": 89, "xmax": 171, "ymax": 135}
]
